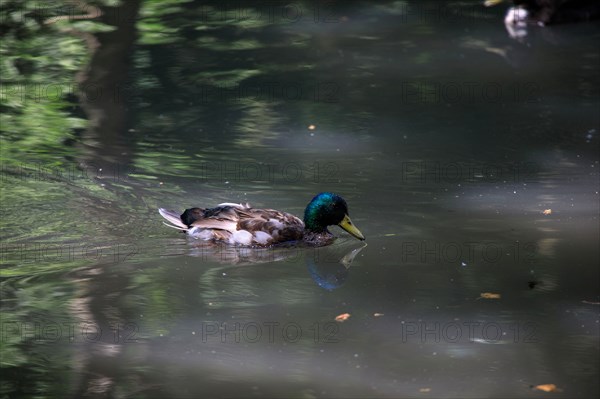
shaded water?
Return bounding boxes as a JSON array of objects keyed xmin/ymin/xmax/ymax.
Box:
[{"xmin": 1, "ymin": 1, "xmax": 599, "ymax": 398}]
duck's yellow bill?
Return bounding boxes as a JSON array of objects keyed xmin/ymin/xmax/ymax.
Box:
[{"xmin": 338, "ymin": 214, "xmax": 365, "ymax": 241}]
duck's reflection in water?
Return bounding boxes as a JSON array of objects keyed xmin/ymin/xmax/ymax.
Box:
[
  {"xmin": 183, "ymin": 239, "xmax": 367, "ymax": 290},
  {"xmin": 306, "ymin": 243, "xmax": 367, "ymax": 291}
]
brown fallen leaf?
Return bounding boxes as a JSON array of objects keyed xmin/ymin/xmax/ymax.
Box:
[
  {"xmin": 478, "ymin": 292, "xmax": 501, "ymax": 300},
  {"xmin": 419, "ymin": 387, "xmax": 431, "ymax": 393},
  {"xmin": 542, "ymin": 209, "xmax": 552, "ymax": 215},
  {"xmin": 533, "ymin": 384, "xmax": 559, "ymax": 392},
  {"xmin": 373, "ymin": 313, "xmax": 384, "ymax": 317},
  {"xmin": 335, "ymin": 313, "xmax": 351, "ymax": 322}
]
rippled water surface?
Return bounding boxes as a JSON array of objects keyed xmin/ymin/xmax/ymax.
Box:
[{"xmin": 1, "ymin": 1, "xmax": 599, "ymax": 398}]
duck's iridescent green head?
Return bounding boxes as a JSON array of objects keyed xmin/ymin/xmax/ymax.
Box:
[{"xmin": 303, "ymin": 192, "xmax": 365, "ymax": 240}]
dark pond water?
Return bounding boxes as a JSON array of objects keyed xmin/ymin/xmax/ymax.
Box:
[{"xmin": 1, "ymin": 1, "xmax": 599, "ymax": 398}]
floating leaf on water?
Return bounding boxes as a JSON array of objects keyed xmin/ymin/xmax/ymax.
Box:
[
  {"xmin": 335, "ymin": 313, "xmax": 351, "ymax": 322},
  {"xmin": 419, "ymin": 388, "xmax": 431, "ymax": 393},
  {"xmin": 478, "ymin": 292, "xmax": 501, "ymax": 299},
  {"xmin": 373, "ymin": 313, "xmax": 384, "ymax": 317},
  {"xmin": 542, "ymin": 209, "xmax": 552, "ymax": 215},
  {"xmin": 532, "ymin": 384, "xmax": 559, "ymax": 392}
]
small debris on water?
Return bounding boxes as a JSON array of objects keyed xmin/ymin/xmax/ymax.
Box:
[
  {"xmin": 335, "ymin": 313, "xmax": 351, "ymax": 322},
  {"xmin": 478, "ymin": 292, "xmax": 501, "ymax": 300}
]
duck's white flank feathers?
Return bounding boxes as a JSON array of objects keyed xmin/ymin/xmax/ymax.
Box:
[
  {"xmin": 253, "ymin": 231, "xmax": 272, "ymax": 245},
  {"xmin": 231, "ymin": 230, "xmax": 253, "ymax": 245}
]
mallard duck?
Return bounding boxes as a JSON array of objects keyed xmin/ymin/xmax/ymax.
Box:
[{"xmin": 158, "ymin": 192, "xmax": 365, "ymax": 247}]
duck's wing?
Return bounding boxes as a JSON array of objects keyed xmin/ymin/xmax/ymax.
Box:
[
  {"xmin": 188, "ymin": 205, "xmax": 241, "ymax": 232},
  {"xmin": 235, "ymin": 208, "xmax": 305, "ymax": 245},
  {"xmin": 159, "ymin": 204, "xmax": 246, "ymax": 231},
  {"xmin": 195, "ymin": 206, "xmax": 304, "ymax": 246}
]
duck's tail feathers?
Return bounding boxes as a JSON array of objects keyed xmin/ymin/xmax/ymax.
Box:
[{"xmin": 158, "ymin": 208, "xmax": 188, "ymax": 231}]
